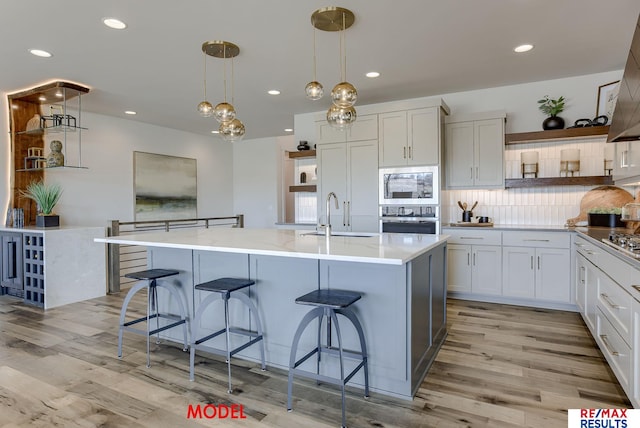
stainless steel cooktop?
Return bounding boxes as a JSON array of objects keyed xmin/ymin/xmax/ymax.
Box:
[{"xmin": 602, "ymin": 232, "xmax": 640, "ymax": 259}]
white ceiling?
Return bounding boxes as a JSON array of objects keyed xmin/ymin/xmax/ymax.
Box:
[{"xmin": 2, "ymin": 0, "xmax": 640, "ymax": 140}]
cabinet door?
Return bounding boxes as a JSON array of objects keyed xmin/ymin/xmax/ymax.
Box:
[
  {"xmin": 576, "ymin": 253, "xmax": 587, "ymax": 315},
  {"xmin": 471, "ymin": 245, "xmax": 502, "ymax": 295},
  {"xmin": 1, "ymin": 233, "xmax": 23, "ymax": 288},
  {"xmin": 317, "ymin": 143, "xmax": 348, "ymax": 231},
  {"xmin": 535, "ymin": 248, "xmax": 571, "ymax": 303},
  {"xmin": 347, "ymin": 114, "xmax": 378, "ymax": 142},
  {"xmin": 316, "ymin": 121, "xmax": 347, "ymax": 144},
  {"xmin": 445, "ymin": 122, "xmax": 474, "ymax": 188},
  {"xmin": 584, "ymin": 259, "xmax": 599, "ymax": 332},
  {"xmin": 502, "ymin": 246, "xmax": 535, "ymax": 298},
  {"xmin": 474, "ymin": 118, "xmax": 504, "ymax": 188},
  {"xmin": 408, "ymin": 107, "xmax": 439, "ymax": 166},
  {"xmin": 379, "ymin": 111, "xmax": 408, "ymax": 167},
  {"xmin": 447, "ymin": 244, "xmax": 471, "ymax": 293},
  {"xmin": 633, "ymin": 299, "xmax": 640, "ymax": 408},
  {"xmin": 347, "ymin": 140, "xmax": 379, "ymax": 232}
]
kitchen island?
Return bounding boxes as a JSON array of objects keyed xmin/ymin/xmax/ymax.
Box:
[{"xmin": 96, "ymin": 228, "xmax": 448, "ymax": 399}]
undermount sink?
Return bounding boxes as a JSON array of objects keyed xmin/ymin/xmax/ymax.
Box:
[{"xmin": 302, "ymin": 232, "xmax": 378, "ymax": 238}]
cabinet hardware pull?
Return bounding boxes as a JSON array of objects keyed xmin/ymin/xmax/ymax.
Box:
[
  {"xmin": 343, "ymin": 202, "xmax": 346, "ymax": 226},
  {"xmin": 472, "ymin": 252, "xmax": 476, "ymax": 266},
  {"xmin": 599, "ymin": 334, "xmax": 620, "ymax": 356},
  {"xmin": 475, "ymin": 166, "xmax": 479, "ymax": 180},
  {"xmin": 530, "ymin": 256, "xmax": 533, "ymax": 270},
  {"xmin": 403, "ymin": 147, "xmax": 406, "ymax": 159},
  {"xmin": 408, "ymin": 146, "xmax": 412, "ymax": 159},
  {"xmin": 470, "ymin": 167, "xmax": 473, "ymax": 180},
  {"xmin": 621, "ymin": 150, "xmax": 629, "ymax": 168},
  {"xmin": 537, "ymin": 255, "xmax": 540, "ymax": 270},
  {"xmin": 574, "ymin": 243, "xmax": 584, "ymax": 247},
  {"xmin": 600, "ymin": 293, "xmax": 623, "ymax": 310},
  {"xmin": 633, "ymin": 285, "xmax": 640, "ymax": 294},
  {"xmin": 7, "ymin": 241, "xmax": 17, "ymax": 279},
  {"xmin": 347, "ymin": 201, "xmax": 351, "ymax": 227},
  {"xmin": 467, "ymin": 253, "xmax": 470, "ymax": 266},
  {"xmin": 460, "ymin": 237, "xmax": 483, "ymax": 240},
  {"xmin": 524, "ymin": 239, "xmax": 550, "ymax": 242}
]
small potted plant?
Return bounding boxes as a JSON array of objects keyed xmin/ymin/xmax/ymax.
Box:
[
  {"xmin": 538, "ymin": 95, "xmax": 566, "ymax": 130},
  {"xmin": 20, "ymin": 180, "xmax": 63, "ymax": 227},
  {"xmin": 587, "ymin": 206, "xmax": 624, "ymax": 228}
]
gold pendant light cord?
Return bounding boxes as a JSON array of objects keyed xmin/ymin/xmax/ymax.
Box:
[
  {"xmin": 313, "ymin": 26, "xmax": 318, "ymax": 81},
  {"xmin": 203, "ymin": 52, "xmax": 207, "ymax": 99},
  {"xmin": 342, "ymin": 12, "xmax": 347, "ymax": 83},
  {"xmin": 222, "ymin": 45, "xmax": 228, "ymax": 102},
  {"xmin": 231, "ymin": 56, "xmax": 235, "ymax": 106}
]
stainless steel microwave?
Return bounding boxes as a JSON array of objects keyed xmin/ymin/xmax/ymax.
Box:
[{"xmin": 379, "ymin": 166, "xmax": 439, "ymax": 205}]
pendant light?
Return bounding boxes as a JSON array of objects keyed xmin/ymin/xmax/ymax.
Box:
[
  {"xmin": 201, "ymin": 40, "xmax": 245, "ymax": 142},
  {"xmin": 305, "ymin": 25, "xmax": 324, "ymax": 100},
  {"xmin": 307, "ymin": 7, "xmax": 357, "ymax": 129},
  {"xmin": 197, "ymin": 51, "xmax": 213, "ymax": 117}
]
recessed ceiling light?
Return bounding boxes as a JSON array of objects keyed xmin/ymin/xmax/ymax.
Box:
[
  {"xmin": 284, "ymin": 128, "xmax": 293, "ymax": 132},
  {"xmin": 29, "ymin": 49, "xmax": 52, "ymax": 58},
  {"xmin": 124, "ymin": 110, "xmax": 136, "ymax": 115},
  {"xmin": 103, "ymin": 18, "xmax": 127, "ymax": 30},
  {"xmin": 55, "ymin": 91, "xmax": 63, "ymax": 97},
  {"xmin": 366, "ymin": 71, "xmax": 380, "ymax": 78},
  {"xmin": 38, "ymin": 96, "xmax": 46, "ymax": 101},
  {"xmin": 211, "ymin": 130, "xmax": 219, "ymax": 134},
  {"xmin": 514, "ymin": 44, "xmax": 534, "ymax": 53},
  {"xmin": 268, "ymin": 90, "xmax": 281, "ymax": 95}
]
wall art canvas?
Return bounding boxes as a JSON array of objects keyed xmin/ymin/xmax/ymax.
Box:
[{"xmin": 134, "ymin": 151, "xmax": 197, "ymax": 222}]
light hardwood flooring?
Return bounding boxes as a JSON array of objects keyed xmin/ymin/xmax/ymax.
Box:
[{"xmin": 0, "ymin": 293, "xmax": 630, "ymax": 427}]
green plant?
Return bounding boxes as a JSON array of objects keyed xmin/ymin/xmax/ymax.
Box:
[
  {"xmin": 587, "ymin": 207, "xmax": 622, "ymax": 215},
  {"xmin": 537, "ymin": 95, "xmax": 565, "ymax": 116},
  {"xmin": 19, "ymin": 181, "xmax": 63, "ymax": 215}
]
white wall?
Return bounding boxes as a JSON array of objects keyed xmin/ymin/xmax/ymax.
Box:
[
  {"xmin": 1, "ymin": 110, "xmax": 234, "ymax": 227},
  {"xmin": 233, "ymin": 135, "xmax": 294, "ymax": 228}
]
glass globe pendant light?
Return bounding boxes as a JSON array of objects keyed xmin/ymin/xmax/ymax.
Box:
[
  {"xmin": 305, "ymin": 25, "xmax": 323, "ymax": 100},
  {"xmin": 219, "ymin": 118, "xmax": 246, "ymax": 142},
  {"xmin": 326, "ymin": 104, "xmax": 356, "ymax": 129},
  {"xmin": 197, "ymin": 51, "xmax": 213, "ymax": 117},
  {"xmin": 330, "ymin": 10, "xmax": 357, "ymax": 110}
]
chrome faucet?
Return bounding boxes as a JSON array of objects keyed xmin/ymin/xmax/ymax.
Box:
[{"xmin": 321, "ymin": 192, "xmax": 339, "ymax": 236}]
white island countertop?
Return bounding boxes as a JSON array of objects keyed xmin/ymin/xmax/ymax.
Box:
[{"xmin": 95, "ymin": 228, "xmax": 448, "ymax": 265}]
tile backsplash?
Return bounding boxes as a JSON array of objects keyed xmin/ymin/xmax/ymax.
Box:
[{"xmin": 443, "ymin": 137, "xmax": 635, "ymax": 226}]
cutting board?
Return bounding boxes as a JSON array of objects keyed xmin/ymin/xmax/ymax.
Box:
[{"xmin": 566, "ymin": 185, "xmax": 634, "ymax": 226}]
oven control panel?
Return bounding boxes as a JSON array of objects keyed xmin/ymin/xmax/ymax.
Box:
[{"xmin": 380, "ymin": 205, "xmax": 438, "ymax": 218}]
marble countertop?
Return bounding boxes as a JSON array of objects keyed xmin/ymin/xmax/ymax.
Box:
[
  {"xmin": 95, "ymin": 228, "xmax": 448, "ymax": 265},
  {"xmin": 442, "ymin": 224, "xmax": 571, "ymax": 232}
]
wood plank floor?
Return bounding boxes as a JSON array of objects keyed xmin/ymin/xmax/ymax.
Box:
[{"xmin": 0, "ymin": 294, "xmax": 630, "ymax": 427}]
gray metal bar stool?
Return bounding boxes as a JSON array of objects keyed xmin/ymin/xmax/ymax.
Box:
[
  {"xmin": 287, "ymin": 289, "xmax": 369, "ymax": 428},
  {"xmin": 117, "ymin": 268, "xmax": 188, "ymax": 368},
  {"xmin": 189, "ymin": 277, "xmax": 266, "ymax": 393}
]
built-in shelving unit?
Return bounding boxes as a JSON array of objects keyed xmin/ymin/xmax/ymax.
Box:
[
  {"xmin": 289, "ymin": 184, "xmax": 317, "ymax": 192},
  {"xmin": 505, "ymin": 175, "xmax": 614, "ymax": 188},
  {"xmin": 288, "ymin": 149, "xmax": 316, "ymax": 159},
  {"xmin": 505, "ymin": 126, "xmax": 609, "ymax": 145}
]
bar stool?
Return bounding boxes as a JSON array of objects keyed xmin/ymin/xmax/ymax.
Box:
[
  {"xmin": 117, "ymin": 269, "xmax": 188, "ymax": 368},
  {"xmin": 287, "ymin": 289, "xmax": 369, "ymax": 428},
  {"xmin": 189, "ymin": 277, "xmax": 266, "ymax": 393}
]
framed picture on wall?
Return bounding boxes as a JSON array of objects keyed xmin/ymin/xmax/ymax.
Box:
[
  {"xmin": 133, "ymin": 151, "xmax": 197, "ymax": 222},
  {"xmin": 596, "ymin": 80, "xmax": 620, "ymax": 120}
]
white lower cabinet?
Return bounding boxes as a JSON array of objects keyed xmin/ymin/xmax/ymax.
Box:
[{"xmin": 446, "ymin": 229, "xmax": 502, "ymax": 296}]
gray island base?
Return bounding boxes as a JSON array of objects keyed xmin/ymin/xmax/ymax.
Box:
[{"xmin": 97, "ymin": 228, "xmax": 448, "ymax": 399}]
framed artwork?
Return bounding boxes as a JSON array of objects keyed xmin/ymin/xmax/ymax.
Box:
[
  {"xmin": 596, "ymin": 80, "xmax": 620, "ymax": 120},
  {"xmin": 133, "ymin": 151, "xmax": 197, "ymax": 222}
]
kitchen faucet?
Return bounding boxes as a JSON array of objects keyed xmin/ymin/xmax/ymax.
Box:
[{"xmin": 321, "ymin": 192, "xmax": 339, "ymax": 236}]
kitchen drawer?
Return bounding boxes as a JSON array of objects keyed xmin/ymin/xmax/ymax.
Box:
[
  {"xmin": 573, "ymin": 235, "xmax": 600, "ymax": 265},
  {"xmin": 597, "ymin": 248, "xmax": 640, "ymax": 298},
  {"xmin": 502, "ymin": 231, "xmax": 570, "ymax": 249},
  {"xmin": 446, "ymin": 229, "xmax": 502, "ymax": 246},
  {"xmin": 597, "ymin": 272, "xmax": 632, "ymax": 345},
  {"xmin": 597, "ymin": 308, "xmax": 631, "ymax": 393}
]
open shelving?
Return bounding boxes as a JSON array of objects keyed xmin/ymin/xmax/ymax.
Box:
[{"xmin": 505, "ymin": 126, "xmax": 610, "ymax": 145}]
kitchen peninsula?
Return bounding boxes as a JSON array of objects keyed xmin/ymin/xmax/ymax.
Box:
[{"xmin": 96, "ymin": 228, "xmax": 448, "ymax": 399}]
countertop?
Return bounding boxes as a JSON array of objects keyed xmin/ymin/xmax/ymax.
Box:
[
  {"xmin": 0, "ymin": 225, "xmax": 105, "ymax": 233},
  {"xmin": 95, "ymin": 228, "xmax": 449, "ymax": 266},
  {"xmin": 443, "ymin": 224, "xmax": 571, "ymax": 232}
]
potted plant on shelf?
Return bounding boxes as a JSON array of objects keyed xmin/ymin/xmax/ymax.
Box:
[
  {"xmin": 538, "ymin": 95, "xmax": 566, "ymax": 130},
  {"xmin": 587, "ymin": 206, "xmax": 625, "ymax": 228},
  {"xmin": 20, "ymin": 180, "xmax": 63, "ymax": 227}
]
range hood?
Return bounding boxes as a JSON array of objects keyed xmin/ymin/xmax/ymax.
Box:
[{"xmin": 608, "ymin": 14, "xmax": 640, "ymax": 142}]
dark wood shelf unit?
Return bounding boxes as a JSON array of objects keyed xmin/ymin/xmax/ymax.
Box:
[
  {"xmin": 505, "ymin": 175, "xmax": 614, "ymax": 188},
  {"xmin": 505, "ymin": 126, "xmax": 610, "ymax": 145},
  {"xmin": 289, "ymin": 184, "xmax": 317, "ymax": 193},
  {"xmin": 288, "ymin": 150, "xmax": 316, "ymax": 159}
]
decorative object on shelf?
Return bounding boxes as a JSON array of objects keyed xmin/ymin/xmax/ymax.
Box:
[
  {"xmin": 307, "ymin": 7, "xmax": 357, "ymax": 129},
  {"xmin": 587, "ymin": 207, "xmax": 625, "ymax": 227},
  {"xmin": 11, "ymin": 208, "xmax": 24, "ymax": 228},
  {"xmin": 196, "ymin": 48, "xmax": 213, "ymax": 117},
  {"xmin": 26, "ymin": 114, "xmax": 41, "ymax": 132},
  {"xmin": 560, "ymin": 148, "xmax": 580, "ymax": 177},
  {"xmin": 5, "ymin": 207, "xmax": 12, "ymax": 227},
  {"xmin": 537, "ymin": 95, "xmax": 565, "ymax": 130},
  {"xmin": 521, "ymin": 151, "xmax": 539, "ymax": 178},
  {"xmin": 202, "ymin": 40, "xmax": 245, "ymax": 141},
  {"xmin": 300, "ymin": 172, "xmax": 307, "ymax": 183},
  {"xmin": 596, "ymin": 80, "xmax": 620, "ymax": 120},
  {"xmin": 565, "ymin": 185, "xmax": 633, "ymax": 227},
  {"xmin": 297, "ymin": 140, "xmax": 311, "ymax": 151},
  {"xmin": 46, "ymin": 140, "xmax": 64, "ymax": 167},
  {"xmin": 19, "ymin": 180, "xmax": 62, "ymax": 228},
  {"xmin": 27, "ymin": 147, "xmax": 43, "ymax": 158},
  {"xmin": 604, "ymin": 145, "xmax": 615, "ymax": 175}
]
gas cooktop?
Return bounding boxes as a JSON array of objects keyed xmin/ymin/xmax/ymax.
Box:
[{"xmin": 602, "ymin": 232, "xmax": 640, "ymax": 259}]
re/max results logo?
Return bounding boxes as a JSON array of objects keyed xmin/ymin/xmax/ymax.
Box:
[{"xmin": 568, "ymin": 409, "xmax": 639, "ymax": 428}]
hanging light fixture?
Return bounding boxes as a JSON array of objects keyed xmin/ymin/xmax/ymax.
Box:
[
  {"xmin": 201, "ymin": 40, "xmax": 245, "ymax": 142},
  {"xmin": 197, "ymin": 50, "xmax": 213, "ymax": 117},
  {"xmin": 305, "ymin": 25, "xmax": 324, "ymax": 100},
  {"xmin": 308, "ymin": 6, "xmax": 357, "ymax": 129}
]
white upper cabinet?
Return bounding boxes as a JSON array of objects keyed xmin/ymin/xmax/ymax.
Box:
[
  {"xmin": 379, "ymin": 107, "xmax": 441, "ymax": 167},
  {"xmin": 445, "ymin": 113, "xmax": 505, "ymax": 189},
  {"xmin": 316, "ymin": 114, "xmax": 378, "ymax": 144}
]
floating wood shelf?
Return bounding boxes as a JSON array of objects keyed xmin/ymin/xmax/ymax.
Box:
[
  {"xmin": 505, "ymin": 175, "xmax": 614, "ymax": 188},
  {"xmin": 288, "ymin": 150, "xmax": 316, "ymax": 159},
  {"xmin": 289, "ymin": 184, "xmax": 317, "ymax": 192},
  {"xmin": 505, "ymin": 126, "xmax": 610, "ymax": 145}
]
